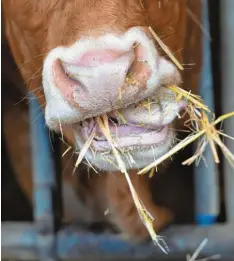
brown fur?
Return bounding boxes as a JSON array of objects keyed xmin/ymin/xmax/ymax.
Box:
[{"xmin": 2, "ymin": 0, "xmax": 202, "ymax": 240}]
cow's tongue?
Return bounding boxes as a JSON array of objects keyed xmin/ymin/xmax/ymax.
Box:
[
  {"xmin": 93, "ymin": 123, "xmax": 168, "ymax": 150},
  {"xmin": 78, "ymin": 114, "xmax": 168, "ymax": 151},
  {"xmin": 95, "ymin": 120, "xmax": 162, "ymax": 139}
]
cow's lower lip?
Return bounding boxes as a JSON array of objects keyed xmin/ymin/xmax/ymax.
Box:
[
  {"xmin": 92, "ymin": 125, "xmax": 168, "ymax": 152},
  {"xmin": 79, "ymin": 119, "xmax": 169, "ymax": 152}
]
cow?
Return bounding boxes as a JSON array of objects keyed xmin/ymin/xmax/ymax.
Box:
[{"xmin": 2, "ymin": 0, "xmax": 202, "ymax": 241}]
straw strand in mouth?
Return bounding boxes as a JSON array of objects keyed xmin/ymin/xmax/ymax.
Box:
[
  {"xmin": 138, "ymin": 86, "xmax": 234, "ymax": 175},
  {"xmin": 73, "ymin": 126, "xmax": 96, "ymax": 174},
  {"xmin": 96, "ymin": 114, "xmax": 168, "ymax": 253}
]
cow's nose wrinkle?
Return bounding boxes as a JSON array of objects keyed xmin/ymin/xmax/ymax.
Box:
[{"xmin": 68, "ymin": 49, "xmax": 128, "ymax": 67}]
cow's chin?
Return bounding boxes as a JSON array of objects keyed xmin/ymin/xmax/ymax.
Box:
[{"xmin": 72, "ymin": 117, "xmax": 175, "ymax": 172}]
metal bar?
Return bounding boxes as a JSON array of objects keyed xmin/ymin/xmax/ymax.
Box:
[
  {"xmin": 220, "ymin": 0, "xmax": 234, "ymax": 223},
  {"xmin": 2, "ymin": 222, "xmax": 234, "ymax": 261},
  {"xmin": 29, "ymin": 97, "xmax": 58, "ymax": 260},
  {"xmin": 51, "ymin": 134, "xmax": 63, "ymax": 232},
  {"xmin": 194, "ymin": 0, "xmax": 220, "ymax": 225}
]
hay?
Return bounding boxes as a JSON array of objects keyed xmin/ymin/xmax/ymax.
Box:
[
  {"xmin": 117, "ymin": 110, "xmax": 127, "ymax": 124},
  {"xmin": 62, "ymin": 146, "xmax": 72, "ymax": 157},
  {"xmin": 168, "ymin": 85, "xmax": 210, "ymax": 112},
  {"xmin": 148, "ymin": 26, "xmax": 184, "ymax": 71},
  {"xmin": 73, "ymin": 126, "xmax": 96, "ymax": 173},
  {"xmin": 186, "ymin": 8, "xmax": 212, "ymax": 41},
  {"xmin": 187, "ymin": 238, "xmax": 208, "ymax": 261},
  {"xmin": 186, "ymin": 238, "xmax": 221, "ymax": 261},
  {"xmin": 144, "ymin": 27, "xmax": 233, "ymax": 173},
  {"xmin": 138, "ymin": 88, "xmax": 234, "ymax": 175},
  {"xmin": 96, "ymin": 115, "xmax": 168, "ymax": 253}
]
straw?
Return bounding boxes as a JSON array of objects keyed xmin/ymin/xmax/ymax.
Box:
[
  {"xmin": 186, "ymin": 7, "xmax": 212, "ymax": 41},
  {"xmin": 138, "ymin": 131, "xmax": 205, "ymax": 174},
  {"xmin": 186, "ymin": 238, "xmax": 221, "ymax": 261},
  {"xmin": 117, "ymin": 110, "xmax": 127, "ymax": 124},
  {"xmin": 138, "ymin": 104, "xmax": 234, "ymax": 175},
  {"xmin": 145, "ymin": 26, "xmax": 234, "ymax": 171},
  {"xmin": 148, "ymin": 26, "xmax": 184, "ymax": 71},
  {"xmin": 62, "ymin": 146, "xmax": 72, "ymax": 157},
  {"xmin": 96, "ymin": 114, "xmax": 168, "ymax": 253},
  {"xmin": 73, "ymin": 126, "xmax": 96, "ymax": 173},
  {"xmin": 168, "ymin": 85, "xmax": 210, "ymax": 112},
  {"xmin": 188, "ymin": 238, "xmax": 208, "ymax": 261}
]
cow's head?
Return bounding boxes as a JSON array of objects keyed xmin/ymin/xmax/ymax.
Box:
[{"xmin": 3, "ymin": 0, "xmax": 199, "ymax": 171}]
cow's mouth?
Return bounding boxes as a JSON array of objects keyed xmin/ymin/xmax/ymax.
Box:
[
  {"xmin": 77, "ymin": 115, "xmax": 169, "ymax": 153},
  {"xmin": 64, "ymin": 91, "xmax": 185, "ymax": 171}
]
